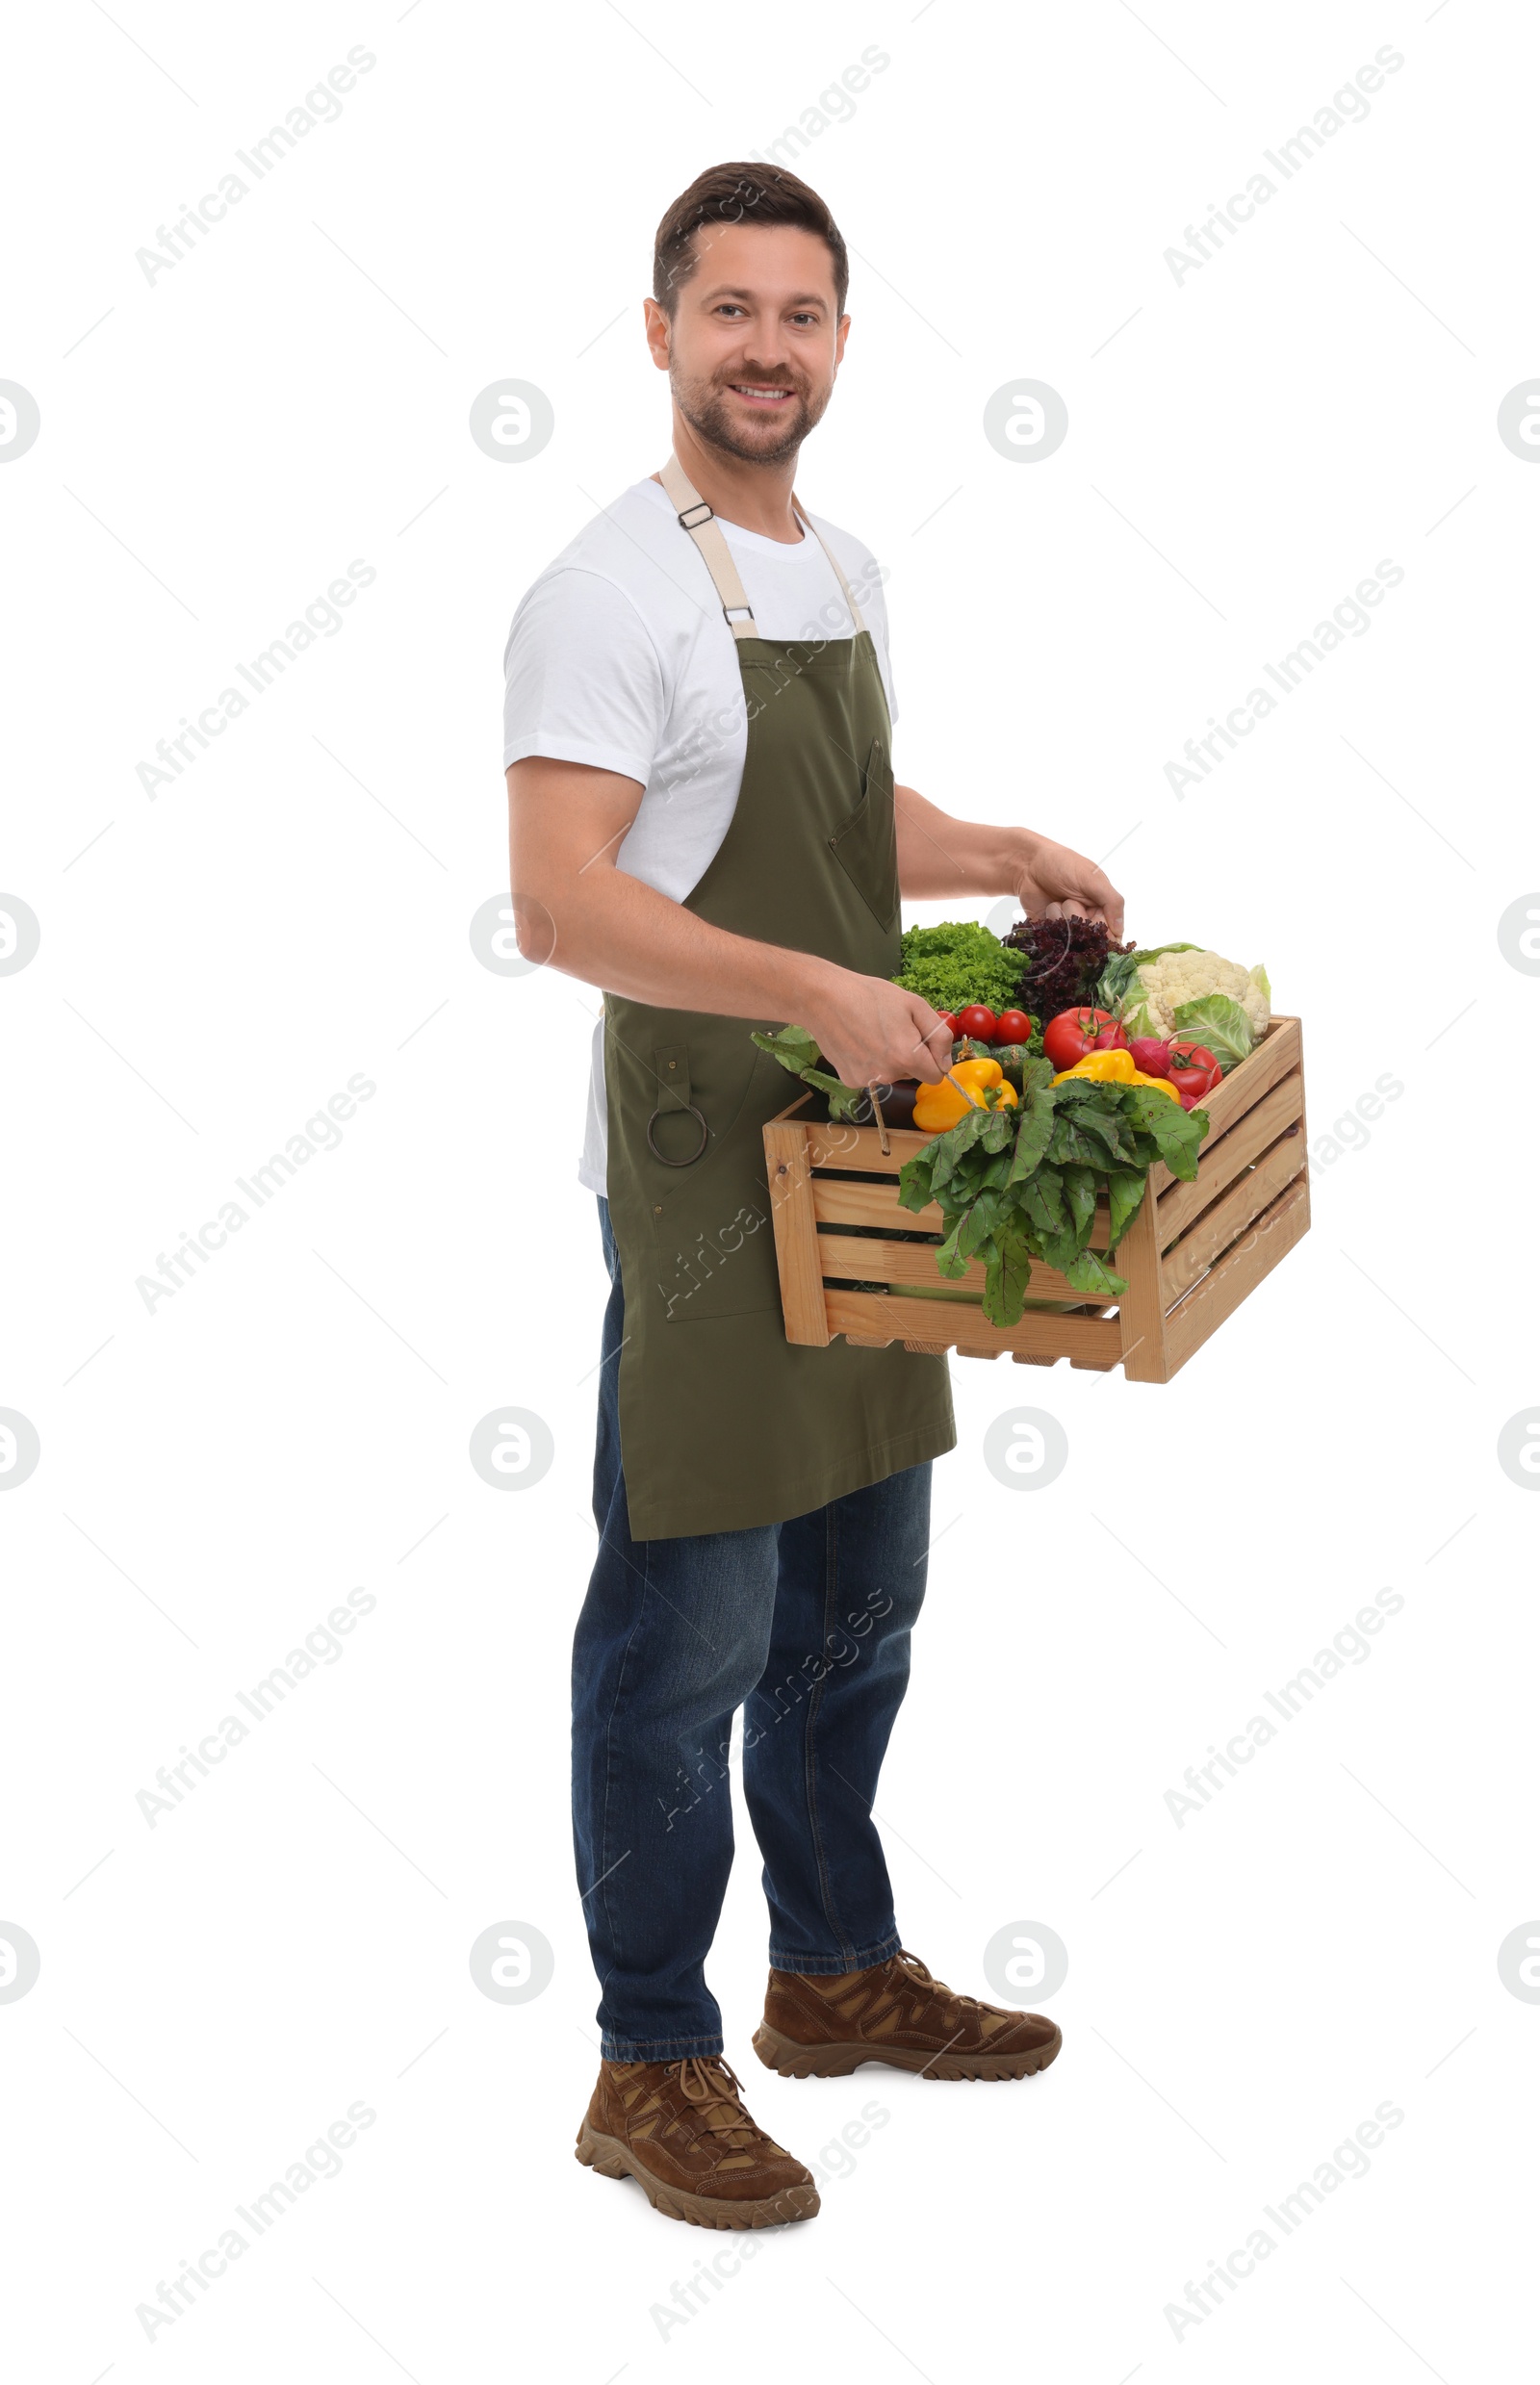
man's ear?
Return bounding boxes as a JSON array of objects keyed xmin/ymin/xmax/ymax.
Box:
[{"xmin": 643, "ymin": 296, "xmax": 672, "ymax": 372}]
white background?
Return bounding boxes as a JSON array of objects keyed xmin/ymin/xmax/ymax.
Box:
[{"xmin": 4, "ymin": 1, "xmax": 1538, "ymax": 2378}]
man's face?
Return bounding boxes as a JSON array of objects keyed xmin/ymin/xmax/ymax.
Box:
[{"xmin": 647, "ymin": 221, "xmax": 848, "ymax": 466}]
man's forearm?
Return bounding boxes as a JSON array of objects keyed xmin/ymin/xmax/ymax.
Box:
[
  {"xmin": 523, "ymin": 853, "xmax": 842, "ymax": 1023},
  {"xmin": 894, "ymin": 783, "xmax": 1125, "ymax": 935},
  {"xmin": 894, "ymin": 783, "xmax": 1025, "ymax": 897}
]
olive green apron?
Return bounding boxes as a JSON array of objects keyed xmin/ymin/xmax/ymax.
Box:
[{"xmin": 602, "ymin": 456, "xmax": 955, "ymax": 1541}]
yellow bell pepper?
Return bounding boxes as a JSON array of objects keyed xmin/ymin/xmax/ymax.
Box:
[
  {"xmin": 1052, "ymin": 1048, "xmax": 1178, "ymax": 1100},
  {"xmin": 1052, "ymin": 1048, "xmax": 1137, "ymax": 1085},
  {"xmin": 912, "ymin": 1060, "xmax": 1018, "ymax": 1134}
]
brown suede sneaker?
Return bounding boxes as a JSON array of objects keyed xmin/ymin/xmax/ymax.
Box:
[
  {"xmin": 754, "ymin": 1948, "xmax": 1063, "ymax": 2081},
  {"xmin": 575, "ymin": 2055, "xmax": 820, "ymax": 2227}
]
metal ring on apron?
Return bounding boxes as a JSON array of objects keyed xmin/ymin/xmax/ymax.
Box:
[{"xmin": 645, "ymin": 1102, "xmax": 709, "ymax": 1167}]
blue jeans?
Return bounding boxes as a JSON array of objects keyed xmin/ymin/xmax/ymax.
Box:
[{"xmin": 573, "ymin": 1197, "xmax": 932, "ymax": 2061}]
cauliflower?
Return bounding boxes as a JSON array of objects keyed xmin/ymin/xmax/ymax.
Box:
[{"xmin": 1123, "ymin": 949, "xmax": 1271, "ymax": 1043}]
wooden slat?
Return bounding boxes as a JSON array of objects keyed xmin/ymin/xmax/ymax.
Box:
[
  {"xmin": 812, "ymin": 1175, "xmax": 942, "ymax": 1232},
  {"xmin": 1162, "ymin": 1174, "xmax": 1311, "ymax": 1376},
  {"xmin": 805, "ymin": 1121, "xmax": 935, "ymax": 1171},
  {"xmin": 823, "ymin": 1287, "xmax": 1121, "ymax": 1367},
  {"xmin": 763, "ymin": 1123, "xmax": 830, "ymax": 1346},
  {"xmin": 817, "ymin": 1233, "xmax": 1087, "ymax": 1305},
  {"xmin": 1148, "ymin": 1017, "xmax": 1301, "ymax": 1196},
  {"xmin": 811, "ymin": 1172, "xmax": 1111, "ymax": 1236},
  {"xmin": 1036, "ymin": 1300, "xmax": 1118, "ymax": 1370},
  {"xmin": 1161, "ymin": 1133, "xmax": 1308, "ymax": 1300},
  {"xmin": 1113, "ymin": 1180, "xmax": 1169, "ymax": 1383},
  {"xmin": 1157, "ymin": 1072, "xmax": 1304, "ymax": 1247}
]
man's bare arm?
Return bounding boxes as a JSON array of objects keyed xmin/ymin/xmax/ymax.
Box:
[
  {"xmin": 895, "ymin": 782, "xmax": 1125, "ymax": 939},
  {"xmin": 507, "ymin": 757, "xmax": 950, "ymax": 1085}
]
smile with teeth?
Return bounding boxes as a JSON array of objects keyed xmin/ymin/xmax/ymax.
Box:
[{"xmin": 731, "ymin": 383, "xmax": 794, "ymax": 403}]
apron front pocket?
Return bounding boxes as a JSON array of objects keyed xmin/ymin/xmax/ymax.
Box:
[
  {"xmin": 828, "ymin": 737, "xmax": 900, "ymax": 932},
  {"xmin": 644, "ymin": 1046, "xmax": 784, "ymax": 1323}
]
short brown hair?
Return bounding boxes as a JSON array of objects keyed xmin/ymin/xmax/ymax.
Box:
[{"xmin": 653, "ymin": 163, "xmax": 849, "ymax": 317}]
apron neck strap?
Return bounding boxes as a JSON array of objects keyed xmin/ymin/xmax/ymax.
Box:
[{"xmin": 656, "ymin": 455, "xmax": 867, "ymax": 640}]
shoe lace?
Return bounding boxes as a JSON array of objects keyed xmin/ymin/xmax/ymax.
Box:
[
  {"xmin": 895, "ymin": 1947, "xmax": 987, "ymax": 2014},
  {"xmin": 671, "ymin": 2056, "xmax": 763, "ymax": 2148}
]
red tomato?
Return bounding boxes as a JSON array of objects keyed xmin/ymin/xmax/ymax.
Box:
[
  {"xmin": 1042, "ymin": 1008, "xmax": 1129, "ymax": 1068},
  {"xmin": 1128, "ymin": 1036, "xmax": 1171, "ymax": 1078},
  {"xmin": 1168, "ymin": 1040, "xmax": 1221, "ymax": 1102},
  {"xmin": 935, "ymin": 1012, "xmax": 960, "ymax": 1039},
  {"xmin": 994, "ymin": 1009, "xmax": 1035, "ymax": 1045},
  {"xmin": 956, "ymin": 1005, "xmax": 999, "ymax": 1042}
]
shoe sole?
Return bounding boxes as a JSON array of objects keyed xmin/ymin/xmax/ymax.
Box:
[
  {"xmin": 574, "ymin": 2119, "xmax": 820, "ymax": 2228},
  {"xmin": 751, "ymin": 2018, "xmax": 1063, "ymax": 2082}
]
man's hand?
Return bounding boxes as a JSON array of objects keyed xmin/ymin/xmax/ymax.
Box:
[
  {"xmin": 1011, "ymin": 833, "xmax": 1125, "ymax": 939},
  {"xmin": 803, "ymin": 972, "xmax": 951, "ymax": 1089}
]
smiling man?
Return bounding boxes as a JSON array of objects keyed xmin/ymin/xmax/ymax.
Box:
[{"xmin": 504, "ymin": 164, "xmax": 1122, "ymax": 2230}]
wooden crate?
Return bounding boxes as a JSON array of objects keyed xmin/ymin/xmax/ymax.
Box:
[{"xmin": 763, "ymin": 1017, "xmax": 1309, "ymax": 1382}]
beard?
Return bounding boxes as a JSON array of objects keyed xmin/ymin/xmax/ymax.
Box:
[{"xmin": 672, "ymin": 365, "xmax": 829, "ymax": 466}]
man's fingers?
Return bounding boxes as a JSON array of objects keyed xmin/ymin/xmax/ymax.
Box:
[
  {"xmin": 1045, "ymin": 889, "xmax": 1124, "ymax": 936},
  {"xmin": 901, "ymin": 996, "xmax": 950, "ymax": 1082},
  {"xmin": 911, "ymin": 1024, "xmax": 948, "ymax": 1082},
  {"xmin": 1088, "ymin": 867, "xmax": 1125, "ymax": 939}
]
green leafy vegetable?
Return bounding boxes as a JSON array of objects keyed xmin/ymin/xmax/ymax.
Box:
[
  {"xmin": 891, "ymin": 920, "xmax": 1026, "ymax": 1015},
  {"xmin": 751, "ymin": 1024, "xmax": 865, "ymax": 1121},
  {"xmin": 896, "ymin": 1075, "xmax": 1209, "ymax": 1326},
  {"xmin": 1170, "ymin": 994, "xmax": 1255, "ymax": 1072}
]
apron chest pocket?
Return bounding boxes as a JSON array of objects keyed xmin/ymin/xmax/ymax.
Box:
[{"xmin": 828, "ymin": 737, "xmax": 900, "ymax": 931}]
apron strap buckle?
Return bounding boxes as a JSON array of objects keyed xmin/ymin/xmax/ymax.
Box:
[{"xmin": 677, "ymin": 499, "xmax": 714, "ymax": 530}]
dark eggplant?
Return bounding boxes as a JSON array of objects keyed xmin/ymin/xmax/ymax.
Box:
[{"xmin": 845, "ymin": 1079, "xmax": 919, "ymax": 1131}]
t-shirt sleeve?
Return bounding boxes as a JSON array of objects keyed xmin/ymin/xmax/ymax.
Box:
[{"xmin": 502, "ymin": 566, "xmax": 665, "ymax": 784}]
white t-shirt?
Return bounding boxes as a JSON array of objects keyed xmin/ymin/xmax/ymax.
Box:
[{"xmin": 502, "ymin": 474, "xmax": 896, "ymax": 1194}]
